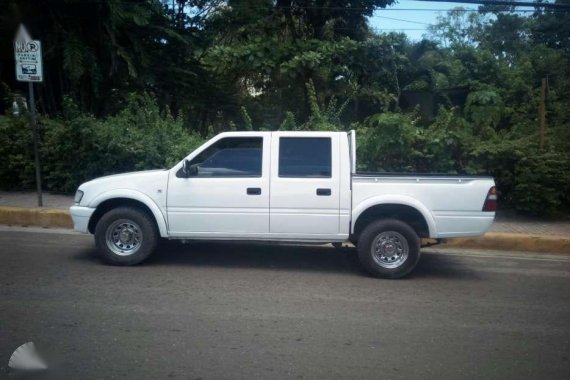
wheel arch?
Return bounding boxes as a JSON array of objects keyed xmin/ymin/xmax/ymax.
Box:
[
  {"xmin": 87, "ymin": 190, "xmax": 168, "ymax": 237},
  {"xmin": 352, "ymin": 196, "xmax": 436, "ymax": 240}
]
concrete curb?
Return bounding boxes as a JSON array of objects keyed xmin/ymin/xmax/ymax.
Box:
[
  {"xmin": 0, "ymin": 206, "xmax": 72, "ymax": 229},
  {"xmin": 0, "ymin": 206, "xmax": 569, "ymax": 254},
  {"xmin": 445, "ymin": 232, "xmax": 570, "ymax": 254}
]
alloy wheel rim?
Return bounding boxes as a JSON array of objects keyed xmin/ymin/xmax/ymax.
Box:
[
  {"xmin": 105, "ymin": 219, "xmax": 143, "ymax": 256},
  {"xmin": 371, "ymin": 231, "xmax": 409, "ymax": 268}
]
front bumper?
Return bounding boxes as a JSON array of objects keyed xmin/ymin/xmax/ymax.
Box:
[{"xmin": 70, "ymin": 205, "xmax": 96, "ymax": 233}]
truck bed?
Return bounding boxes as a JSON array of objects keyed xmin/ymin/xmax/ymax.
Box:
[
  {"xmin": 351, "ymin": 172, "xmax": 495, "ymax": 239},
  {"xmin": 355, "ymin": 172, "xmax": 492, "ymax": 179}
]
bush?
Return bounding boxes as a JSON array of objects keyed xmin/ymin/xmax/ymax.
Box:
[
  {"xmin": 422, "ymin": 107, "xmax": 476, "ymax": 173},
  {"xmin": 0, "ymin": 94, "xmax": 204, "ymax": 193},
  {"xmin": 356, "ymin": 112, "xmax": 420, "ymax": 172},
  {"xmin": 355, "ymin": 109, "xmax": 477, "ymax": 174},
  {"xmin": 354, "ymin": 108, "xmax": 570, "ymax": 216},
  {"xmin": 0, "ymin": 114, "xmax": 36, "ymax": 190},
  {"xmin": 2, "ymin": 94, "xmax": 569, "ymax": 217},
  {"xmin": 511, "ymin": 152, "xmax": 570, "ymax": 216}
]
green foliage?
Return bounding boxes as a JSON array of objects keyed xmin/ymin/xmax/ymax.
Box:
[
  {"xmin": 356, "ymin": 113, "xmax": 419, "ymax": 172},
  {"xmin": 0, "ymin": 0, "xmax": 195, "ymax": 116},
  {"xmin": 422, "ymin": 107, "xmax": 475, "ymax": 173},
  {"xmin": 1, "ymin": 95, "xmax": 204, "ymax": 193},
  {"xmin": 301, "ymin": 80, "xmax": 351, "ymax": 131},
  {"xmin": 356, "ymin": 108, "xmax": 477, "ymax": 174},
  {"xmin": 240, "ymin": 107, "xmax": 253, "ymax": 131},
  {"xmin": 279, "ymin": 112, "xmax": 298, "ymax": 131},
  {"xmin": 355, "ymin": 105, "xmax": 570, "ymax": 216},
  {"xmin": 464, "ymin": 90, "xmax": 504, "ymax": 131},
  {"xmin": 0, "ymin": 115, "xmax": 36, "ymax": 190},
  {"xmin": 511, "ymin": 152, "xmax": 570, "ymax": 216}
]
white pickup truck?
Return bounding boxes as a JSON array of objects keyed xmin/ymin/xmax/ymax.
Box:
[{"xmin": 70, "ymin": 131, "xmax": 496, "ymax": 278}]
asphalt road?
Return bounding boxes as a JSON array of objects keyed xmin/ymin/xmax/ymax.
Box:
[{"xmin": 0, "ymin": 227, "xmax": 569, "ymax": 380}]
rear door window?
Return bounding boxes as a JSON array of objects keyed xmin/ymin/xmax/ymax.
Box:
[{"xmin": 278, "ymin": 137, "xmax": 331, "ymax": 178}]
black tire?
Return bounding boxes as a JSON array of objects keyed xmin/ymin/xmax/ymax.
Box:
[
  {"xmin": 357, "ymin": 219, "xmax": 420, "ymax": 279},
  {"xmin": 94, "ymin": 207, "xmax": 158, "ymax": 265}
]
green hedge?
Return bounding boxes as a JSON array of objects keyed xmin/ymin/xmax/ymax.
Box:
[
  {"xmin": 0, "ymin": 94, "xmax": 204, "ymax": 194},
  {"xmin": 1, "ymin": 96, "xmax": 569, "ymax": 217},
  {"xmin": 355, "ymin": 110, "xmax": 570, "ymax": 217}
]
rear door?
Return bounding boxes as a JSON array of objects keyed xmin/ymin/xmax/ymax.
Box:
[{"xmin": 269, "ymin": 132, "xmax": 340, "ymax": 236}]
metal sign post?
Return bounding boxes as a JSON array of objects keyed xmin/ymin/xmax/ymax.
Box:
[
  {"xmin": 28, "ymin": 82, "xmax": 42, "ymax": 207},
  {"xmin": 14, "ymin": 25, "xmax": 43, "ymax": 207}
]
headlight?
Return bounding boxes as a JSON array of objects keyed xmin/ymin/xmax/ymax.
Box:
[{"xmin": 74, "ymin": 190, "xmax": 84, "ymax": 204}]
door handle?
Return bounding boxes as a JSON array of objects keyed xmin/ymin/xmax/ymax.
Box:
[
  {"xmin": 247, "ymin": 187, "xmax": 262, "ymax": 195},
  {"xmin": 316, "ymin": 188, "xmax": 331, "ymax": 196}
]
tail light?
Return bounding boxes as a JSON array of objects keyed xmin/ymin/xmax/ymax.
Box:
[{"xmin": 482, "ymin": 186, "xmax": 497, "ymax": 212}]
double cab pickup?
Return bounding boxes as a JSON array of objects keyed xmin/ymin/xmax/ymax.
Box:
[{"xmin": 70, "ymin": 131, "xmax": 496, "ymax": 278}]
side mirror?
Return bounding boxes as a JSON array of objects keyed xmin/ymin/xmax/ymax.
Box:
[{"xmin": 181, "ymin": 160, "xmax": 198, "ymax": 177}]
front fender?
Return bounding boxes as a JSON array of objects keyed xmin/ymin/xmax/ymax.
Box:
[
  {"xmin": 352, "ymin": 195, "xmax": 437, "ymax": 238},
  {"xmin": 88, "ymin": 189, "xmax": 168, "ymax": 237}
]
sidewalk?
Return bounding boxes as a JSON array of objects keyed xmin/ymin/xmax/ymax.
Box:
[
  {"xmin": 0, "ymin": 191, "xmax": 569, "ymax": 252},
  {"xmin": 0, "ymin": 191, "xmax": 73, "ymax": 209},
  {"xmin": 491, "ymin": 215, "xmax": 570, "ymax": 237}
]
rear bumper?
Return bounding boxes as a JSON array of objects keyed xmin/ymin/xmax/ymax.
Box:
[
  {"xmin": 433, "ymin": 212, "xmax": 495, "ymax": 238},
  {"xmin": 69, "ymin": 205, "xmax": 95, "ymax": 233}
]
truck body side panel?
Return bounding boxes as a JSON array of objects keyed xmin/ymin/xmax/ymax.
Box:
[{"xmin": 351, "ymin": 176, "xmax": 495, "ymax": 238}]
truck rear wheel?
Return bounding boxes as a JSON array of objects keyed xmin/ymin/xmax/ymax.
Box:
[
  {"xmin": 357, "ymin": 219, "xmax": 420, "ymax": 279},
  {"xmin": 94, "ymin": 207, "xmax": 158, "ymax": 265}
]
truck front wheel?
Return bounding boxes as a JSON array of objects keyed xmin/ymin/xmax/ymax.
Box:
[
  {"xmin": 94, "ymin": 207, "xmax": 158, "ymax": 265},
  {"xmin": 357, "ymin": 219, "xmax": 420, "ymax": 279}
]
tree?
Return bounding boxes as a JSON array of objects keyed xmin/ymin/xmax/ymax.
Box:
[{"xmin": 0, "ymin": 0, "xmax": 204, "ymax": 117}]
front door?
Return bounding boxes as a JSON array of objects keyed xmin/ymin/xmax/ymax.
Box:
[
  {"xmin": 167, "ymin": 133, "xmax": 270, "ymax": 238},
  {"xmin": 269, "ymin": 132, "xmax": 340, "ymax": 237}
]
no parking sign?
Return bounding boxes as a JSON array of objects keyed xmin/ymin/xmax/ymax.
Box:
[{"xmin": 14, "ymin": 25, "xmax": 43, "ymax": 82}]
